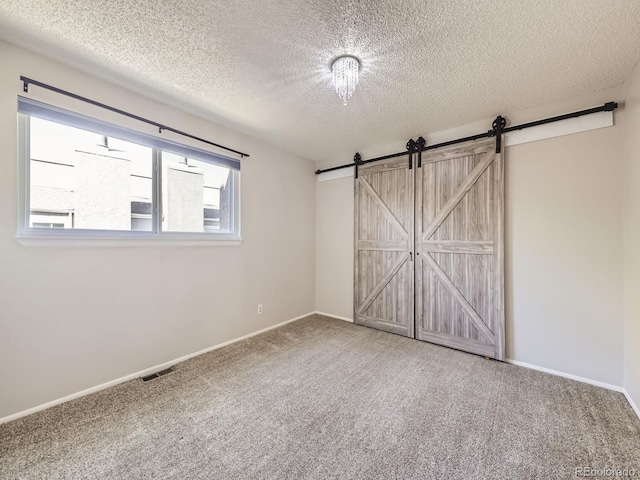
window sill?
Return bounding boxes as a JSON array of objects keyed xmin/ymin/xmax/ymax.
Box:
[{"xmin": 15, "ymin": 233, "xmax": 243, "ymax": 248}]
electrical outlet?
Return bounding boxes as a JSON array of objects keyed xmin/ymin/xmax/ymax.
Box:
[{"xmin": 258, "ymin": 304, "xmax": 263, "ymax": 315}]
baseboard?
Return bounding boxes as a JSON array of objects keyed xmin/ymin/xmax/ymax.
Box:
[
  {"xmin": 506, "ymin": 358, "xmax": 640, "ymax": 421},
  {"xmin": 623, "ymin": 390, "xmax": 640, "ymax": 420},
  {"xmin": 505, "ymin": 358, "xmax": 624, "ymax": 392},
  {"xmin": 0, "ymin": 311, "xmax": 315, "ymax": 425},
  {"xmin": 314, "ymin": 311, "xmax": 354, "ymax": 323}
]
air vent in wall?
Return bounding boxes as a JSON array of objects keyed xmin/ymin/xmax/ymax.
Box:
[{"xmin": 141, "ymin": 367, "xmax": 174, "ymax": 382}]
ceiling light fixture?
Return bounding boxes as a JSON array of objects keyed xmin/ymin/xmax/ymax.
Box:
[{"xmin": 331, "ymin": 55, "xmax": 360, "ymax": 106}]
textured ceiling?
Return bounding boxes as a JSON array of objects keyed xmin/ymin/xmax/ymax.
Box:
[{"xmin": 1, "ymin": 1, "xmax": 639, "ymax": 163}]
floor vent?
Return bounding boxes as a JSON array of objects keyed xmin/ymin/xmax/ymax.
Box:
[{"xmin": 141, "ymin": 367, "xmax": 174, "ymax": 382}]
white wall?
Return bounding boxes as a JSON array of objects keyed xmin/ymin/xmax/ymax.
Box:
[
  {"xmin": 316, "ymin": 86, "xmax": 625, "ymax": 386},
  {"xmin": 623, "ymin": 61, "xmax": 640, "ymax": 410},
  {"xmin": 0, "ymin": 40, "xmax": 316, "ymax": 419},
  {"xmin": 316, "ymin": 176, "xmax": 354, "ymax": 318}
]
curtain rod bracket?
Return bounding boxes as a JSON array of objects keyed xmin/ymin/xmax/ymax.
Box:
[{"xmin": 23, "ymin": 80, "xmax": 29, "ymax": 93}]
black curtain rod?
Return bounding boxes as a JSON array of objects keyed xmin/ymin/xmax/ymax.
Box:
[
  {"xmin": 315, "ymin": 101, "xmax": 618, "ymax": 175},
  {"xmin": 20, "ymin": 76, "xmax": 250, "ymax": 158}
]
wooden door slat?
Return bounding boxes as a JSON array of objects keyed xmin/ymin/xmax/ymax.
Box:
[
  {"xmin": 420, "ymin": 138, "xmax": 494, "ymax": 165},
  {"xmin": 358, "ymin": 239, "xmax": 407, "ymax": 251},
  {"xmin": 357, "ymin": 253, "xmax": 409, "ymax": 316},
  {"xmin": 359, "ymin": 176, "xmax": 408, "ymax": 240},
  {"xmin": 423, "ymin": 240, "xmax": 494, "ymax": 255},
  {"xmin": 356, "ymin": 315, "xmax": 412, "ymax": 335},
  {"xmin": 422, "ymin": 252, "xmax": 495, "ymax": 343},
  {"xmin": 419, "ymin": 331, "xmax": 495, "ymax": 357},
  {"xmin": 422, "ymin": 151, "xmax": 494, "ymax": 241}
]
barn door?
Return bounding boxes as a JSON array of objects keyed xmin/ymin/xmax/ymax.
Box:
[
  {"xmin": 415, "ymin": 138, "xmax": 505, "ymax": 359},
  {"xmin": 354, "ymin": 156, "xmax": 414, "ymax": 337}
]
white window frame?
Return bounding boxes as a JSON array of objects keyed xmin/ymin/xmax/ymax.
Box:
[{"xmin": 16, "ymin": 99, "xmax": 242, "ymax": 247}]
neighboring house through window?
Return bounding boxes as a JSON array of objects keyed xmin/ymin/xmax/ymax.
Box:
[{"xmin": 18, "ymin": 98, "xmax": 241, "ymax": 242}]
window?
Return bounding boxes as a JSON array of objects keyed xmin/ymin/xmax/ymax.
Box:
[
  {"xmin": 161, "ymin": 152, "xmax": 234, "ymax": 233},
  {"xmin": 18, "ymin": 98, "xmax": 241, "ymax": 243}
]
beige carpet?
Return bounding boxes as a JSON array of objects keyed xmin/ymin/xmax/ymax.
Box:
[{"xmin": 1, "ymin": 315, "xmax": 639, "ymax": 479}]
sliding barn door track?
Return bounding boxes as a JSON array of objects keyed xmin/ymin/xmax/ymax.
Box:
[{"xmin": 316, "ymin": 102, "xmax": 617, "ymax": 175}]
